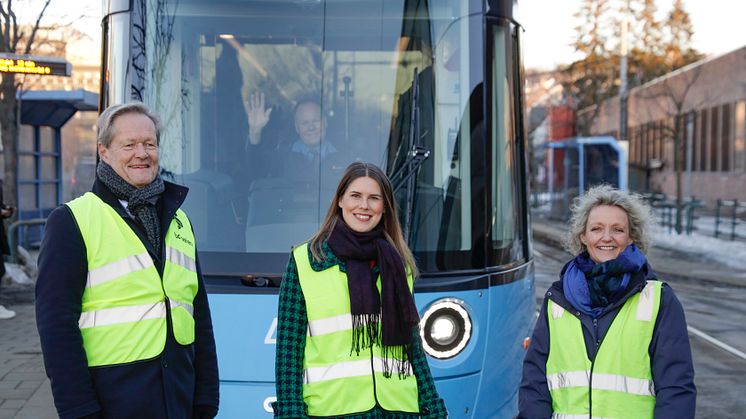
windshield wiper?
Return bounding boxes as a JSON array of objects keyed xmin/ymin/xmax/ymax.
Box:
[{"xmin": 389, "ymin": 67, "xmax": 431, "ymax": 241}]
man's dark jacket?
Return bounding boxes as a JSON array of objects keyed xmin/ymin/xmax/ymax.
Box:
[
  {"xmin": 36, "ymin": 179, "xmax": 219, "ymax": 419},
  {"xmin": 518, "ymin": 263, "xmax": 696, "ymax": 419}
]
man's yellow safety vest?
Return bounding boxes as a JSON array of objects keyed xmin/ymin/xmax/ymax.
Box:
[
  {"xmin": 546, "ymin": 280, "xmax": 662, "ymax": 419},
  {"xmin": 67, "ymin": 192, "xmax": 199, "ymax": 367},
  {"xmin": 294, "ymin": 243, "xmax": 420, "ymax": 417}
]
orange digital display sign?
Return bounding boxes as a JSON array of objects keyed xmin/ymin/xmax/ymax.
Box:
[{"xmin": 0, "ymin": 54, "xmax": 70, "ymax": 76}]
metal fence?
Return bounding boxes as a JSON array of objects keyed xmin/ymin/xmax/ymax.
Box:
[
  {"xmin": 715, "ymin": 199, "xmax": 745, "ymax": 241},
  {"xmin": 639, "ymin": 193, "xmax": 705, "ymax": 235}
]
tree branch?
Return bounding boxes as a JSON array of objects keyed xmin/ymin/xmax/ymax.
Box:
[
  {"xmin": 10, "ymin": 3, "xmax": 20, "ymax": 52},
  {"xmin": 23, "ymin": 0, "xmax": 53, "ymax": 55},
  {"xmin": 0, "ymin": 2, "xmax": 9, "ymax": 51}
]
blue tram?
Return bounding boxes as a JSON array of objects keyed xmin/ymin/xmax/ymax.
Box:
[{"xmin": 100, "ymin": 0, "xmax": 534, "ymax": 417}]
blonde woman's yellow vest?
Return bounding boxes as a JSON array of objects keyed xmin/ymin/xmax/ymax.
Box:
[
  {"xmin": 293, "ymin": 243, "xmax": 420, "ymax": 417},
  {"xmin": 546, "ymin": 280, "xmax": 662, "ymax": 419},
  {"xmin": 67, "ymin": 192, "xmax": 199, "ymax": 367}
]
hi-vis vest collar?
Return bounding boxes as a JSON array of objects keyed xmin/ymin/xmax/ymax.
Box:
[
  {"xmin": 67, "ymin": 192, "xmax": 199, "ymax": 367},
  {"xmin": 293, "ymin": 243, "xmax": 419, "ymax": 417},
  {"xmin": 546, "ymin": 280, "xmax": 662, "ymax": 419}
]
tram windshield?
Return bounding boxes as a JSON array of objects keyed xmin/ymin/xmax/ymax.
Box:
[{"xmin": 131, "ymin": 0, "xmax": 518, "ymax": 274}]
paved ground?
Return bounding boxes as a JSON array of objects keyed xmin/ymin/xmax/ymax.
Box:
[{"xmin": 0, "ymin": 281, "xmax": 55, "ymax": 419}]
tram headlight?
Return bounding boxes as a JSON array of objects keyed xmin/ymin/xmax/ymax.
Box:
[{"xmin": 420, "ymin": 298, "xmax": 472, "ymax": 359}]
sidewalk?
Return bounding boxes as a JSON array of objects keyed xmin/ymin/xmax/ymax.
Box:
[
  {"xmin": 0, "ymin": 283, "xmax": 56, "ymax": 419},
  {"xmin": 532, "ymin": 213, "xmax": 746, "ymax": 288}
]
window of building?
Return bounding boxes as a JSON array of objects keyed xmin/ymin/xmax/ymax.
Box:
[
  {"xmin": 630, "ymin": 126, "xmax": 638, "ymax": 165},
  {"xmin": 690, "ymin": 113, "xmax": 699, "ymax": 172},
  {"xmin": 646, "ymin": 122, "xmax": 658, "ymax": 165},
  {"xmin": 640, "ymin": 125, "xmax": 646, "ymax": 165},
  {"xmin": 710, "ymin": 105, "xmax": 719, "ymax": 171},
  {"xmin": 633, "ymin": 124, "xmax": 639, "ymax": 164},
  {"xmin": 699, "ymin": 108, "xmax": 708, "ymax": 172},
  {"xmin": 655, "ymin": 121, "xmax": 665, "ymax": 160},
  {"xmin": 721, "ymin": 103, "xmax": 731, "ymax": 172},
  {"xmin": 735, "ymin": 101, "xmax": 745, "ymax": 172}
]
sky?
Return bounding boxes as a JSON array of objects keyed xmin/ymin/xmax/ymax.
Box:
[
  {"xmin": 516, "ymin": 0, "xmax": 746, "ymax": 70},
  {"xmin": 19, "ymin": 0, "xmax": 746, "ymax": 70}
]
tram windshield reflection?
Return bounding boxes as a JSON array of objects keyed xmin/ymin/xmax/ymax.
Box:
[{"xmin": 141, "ymin": 0, "xmax": 496, "ymax": 273}]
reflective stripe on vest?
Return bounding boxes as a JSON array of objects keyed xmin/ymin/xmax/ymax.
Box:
[
  {"xmin": 547, "ymin": 370, "xmax": 654, "ymax": 397},
  {"xmin": 307, "ymin": 313, "xmax": 352, "ymax": 337},
  {"xmin": 303, "ymin": 357, "xmax": 414, "ymax": 385},
  {"xmin": 78, "ymin": 299, "xmax": 192, "ymax": 329},
  {"xmin": 552, "ymin": 414, "xmax": 612, "ymax": 419},
  {"xmin": 87, "ymin": 252, "xmax": 154, "ymax": 288},
  {"xmin": 79, "ymin": 301, "xmax": 167, "ymax": 329},
  {"xmin": 170, "ymin": 298, "xmax": 194, "ymax": 316},
  {"xmin": 294, "ymin": 243, "xmax": 419, "ymax": 417},
  {"xmin": 67, "ymin": 192, "xmax": 199, "ymax": 367},
  {"xmin": 166, "ymin": 245, "xmax": 197, "ymax": 273},
  {"xmin": 546, "ymin": 281, "xmax": 662, "ymax": 419}
]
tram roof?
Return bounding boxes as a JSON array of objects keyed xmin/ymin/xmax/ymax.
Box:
[{"xmin": 17, "ymin": 89, "xmax": 98, "ymax": 128}]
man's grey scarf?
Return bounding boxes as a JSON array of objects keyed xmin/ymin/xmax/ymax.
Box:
[{"xmin": 96, "ymin": 161, "xmax": 165, "ymax": 253}]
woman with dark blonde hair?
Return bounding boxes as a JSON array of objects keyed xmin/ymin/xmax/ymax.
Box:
[
  {"xmin": 519, "ymin": 185, "xmax": 696, "ymax": 419},
  {"xmin": 272, "ymin": 162, "xmax": 447, "ymax": 419}
]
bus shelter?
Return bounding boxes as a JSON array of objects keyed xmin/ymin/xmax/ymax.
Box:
[
  {"xmin": 16, "ymin": 89, "xmax": 98, "ymax": 245},
  {"xmin": 543, "ymin": 136, "xmax": 628, "ymax": 219}
]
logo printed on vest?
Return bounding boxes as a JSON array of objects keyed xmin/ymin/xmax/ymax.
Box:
[
  {"xmin": 173, "ymin": 232, "xmax": 193, "ymax": 247},
  {"xmin": 175, "ymin": 217, "xmax": 183, "ymax": 229}
]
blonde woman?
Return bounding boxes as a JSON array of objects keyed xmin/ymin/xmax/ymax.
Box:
[{"xmin": 519, "ymin": 185, "xmax": 696, "ymax": 418}]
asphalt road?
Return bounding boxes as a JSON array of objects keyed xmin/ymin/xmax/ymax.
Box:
[{"xmin": 532, "ymin": 241, "xmax": 746, "ymax": 418}]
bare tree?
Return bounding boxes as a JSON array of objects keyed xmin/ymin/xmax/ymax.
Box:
[
  {"xmin": 634, "ymin": 66, "xmax": 709, "ymax": 233},
  {"xmin": 0, "ymin": 0, "xmax": 53, "ymax": 211}
]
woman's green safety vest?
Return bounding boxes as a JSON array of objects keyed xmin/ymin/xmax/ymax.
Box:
[
  {"xmin": 67, "ymin": 192, "xmax": 199, "ymax": 367},
  {"xmin": 293, "ymin": 243, "xmax": 420, "ymax": 417},
  {"xmin": 546, "ymin": 280, "xmax": 662, "ymax": 419}
]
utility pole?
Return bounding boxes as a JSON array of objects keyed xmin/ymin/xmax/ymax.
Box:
[{"xmin": 619, "ymin": 0, "xmax": 629, "ymax": 143}]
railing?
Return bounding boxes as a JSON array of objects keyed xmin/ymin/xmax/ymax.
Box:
[
  {"xmin": 715, "ymin": 199, "xmax": 744, "ymax": 241},
  {"xmin": 642, "ymin": 193, "xmax": 704, "ymax": 235},
  {"xmin": 7, "ymin": 218, "xmax": 47, "ymax": 263}
]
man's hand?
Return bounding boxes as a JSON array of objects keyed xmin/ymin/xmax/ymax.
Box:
[
  {"xmin": 245, "ymin": 92, "xmax": 273, "ymax": 145},
  {"xmin": 0, "ymin": 206, "xmax": 14, "ymax": 219}
]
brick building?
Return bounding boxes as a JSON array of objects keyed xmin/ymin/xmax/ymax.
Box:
[{"xmin": 579, "ymin": 46, "xmax": 746, "ymax": 204}]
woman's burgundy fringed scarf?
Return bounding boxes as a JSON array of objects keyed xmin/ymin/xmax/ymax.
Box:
[{"xmin": 326, "ymin": 220, "xmax": 420, "ymax": 378}]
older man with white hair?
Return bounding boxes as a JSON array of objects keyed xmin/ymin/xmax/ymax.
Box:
[{"xmin": 36, "ymin": 102, "xmax": 219, "ymax": 419}]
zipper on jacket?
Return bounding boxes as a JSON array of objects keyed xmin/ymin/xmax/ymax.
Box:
[
  {"xmin": 587, "ymin": 313, "xmax": 616, "ymax": 418},
  {"xmin": 588, "ymin": 357, "xmax": 595, "ymax": 419},
  {"xmin": 370, "ymin": 343, "xmax": 382, "ymax": 410}
]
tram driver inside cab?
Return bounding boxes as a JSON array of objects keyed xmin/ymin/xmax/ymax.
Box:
[{"xmin": 244, "ymin": 92, "xmax": 346, "ymax": 180}]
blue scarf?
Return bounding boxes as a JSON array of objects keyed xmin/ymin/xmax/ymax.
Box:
[{"xmin": 562, "ymin": 243, "xmax": 647, "ymax": 317}]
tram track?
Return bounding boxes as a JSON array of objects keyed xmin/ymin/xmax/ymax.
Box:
[{"xmin": 687, "ymin": 326, "xmax": 746, "ymax": 362}]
